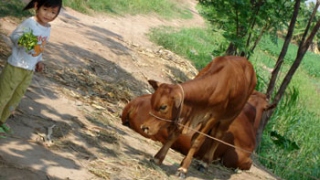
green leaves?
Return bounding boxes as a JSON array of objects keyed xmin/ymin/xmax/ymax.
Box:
[
  {"xmin": 18, "ymin": 30, "xmax": 38, "ymax": 52},
  {"xmin": 270, "ymin": 130, "xmax": 300, "ymax": 151},
  {"xmin": 198, "ymin": 0, "xmax": 295, "ymax": 56}
]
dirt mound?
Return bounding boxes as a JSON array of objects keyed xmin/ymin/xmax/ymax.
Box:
[{"xmin": 0, "ymin": 1, "xmax": 278, "ymax": 179}]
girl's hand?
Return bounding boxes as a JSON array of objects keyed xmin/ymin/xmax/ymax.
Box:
[{"xmin": 35, "ymin": 62, "xmax": 45, "ymax": 72}]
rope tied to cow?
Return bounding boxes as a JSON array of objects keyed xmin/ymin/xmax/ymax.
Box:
[
  {"xmin": 149, "ymin": 108, "xmax": 319, "ymax": 180},
  {"xmin": 149, "ymin": 110, "xmax": 253, "ymax": 154},
  {"xmin": 149, "ymin": 112, "xmax": 173, "ymax": 123},
  {"xmin": 148, "ymin": 83, "xmax": 185, "ymax": 124},
  {"xmin": 148, "ymin": 83, "xmax": 253, "ymax": 155},
  {"xmin": 179, "ymin": 123, "xmax": 253, "ymax": 154}
]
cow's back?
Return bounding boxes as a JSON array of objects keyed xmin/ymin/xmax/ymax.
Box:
[
  {"xmin": 216, "ymin": 56, "xmax": 256, "ymax": 119},
  {"xmin": 188, "ymin": 56, "xmax": 256, "ymax": 119}
]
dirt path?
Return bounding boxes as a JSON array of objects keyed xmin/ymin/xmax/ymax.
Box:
[{"xmin": 0, "ymin": 1, "xmax": 278, "ymax": 179}]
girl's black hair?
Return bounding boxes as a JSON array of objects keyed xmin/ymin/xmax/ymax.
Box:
[{"xmin": 23, "ymin": 0, "xmax": 63, "ymax": 14}]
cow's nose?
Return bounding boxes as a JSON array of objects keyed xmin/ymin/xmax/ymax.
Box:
[{"xmin": 141, "ymin": 125, "xmax": 149, "ymax": 133}]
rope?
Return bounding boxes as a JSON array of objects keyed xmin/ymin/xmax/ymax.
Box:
[
  {"xmin": 149, "ymin": 108, "xmax": 253, "ymax": 154},
  {"xmin": 148, "ymin": 83, "xmax": 252, "ymax": 153},
  {"xmin": 148, "ymin": 83, "xmax": 185, "ymax": 124},
  {"xmin": 145, "ymin": 73, "xmax": 317, "ymax": 180},
  {"xmin": 178, "ymin": 122, "xmax": 253, "ymax": 154},
  {"xmin": 148, "ymin": 110, "xmax": 319, "ymax": 180},
  {"xmin": 149, "ymin": 111, "xmax": 173, "ymax": 123}
]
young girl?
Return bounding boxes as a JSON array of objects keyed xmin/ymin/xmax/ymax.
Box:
[{"xmin": 0, "ymin": 0, "xmax": 62, "ymax": 136}]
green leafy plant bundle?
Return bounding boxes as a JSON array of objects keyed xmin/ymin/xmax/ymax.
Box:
[{"xmin": 18, "ymin": 30, "xmax": 38, "ymax": 52}]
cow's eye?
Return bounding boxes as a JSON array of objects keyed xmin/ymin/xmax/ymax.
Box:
[{"xmin": 159, "ymin": 105, "xmax": 167, "ymax": 111}]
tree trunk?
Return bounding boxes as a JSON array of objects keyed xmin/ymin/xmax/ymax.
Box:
[
  {"xmin": 225, "ymin": 43, "xmax": 237, "ymax": 55},
  {"xmin": 247, "ymin": 23, "xmax": 269, "ymax": 59},
  {"xmin": 245, "ymin": 0, "xmax": 264, "ymax": 56},
  {"xmin": 256, "ymin": 0, "xmax": 300, "ymax": 146},
  {"xmin": 256, "ymin": 0, "xmax": 320, "ymax": 150},
  {"xmin": 266, "ymin": 0, "xmax": 301, "ymax": 98},
  {"xmin": 255, "ymin": 0, "xmax": 301, "ymax": 149}
]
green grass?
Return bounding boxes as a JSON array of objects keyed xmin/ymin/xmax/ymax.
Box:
[
  {"xmin": 148, "ymin": 26, "xmax": 227, "ymax": 69},
  {"xmin": 258, "ymin": 35, "xmax": 320, "ymax": 78},
  {"xmin": 63, "ymin": 0, "xmax": 193, "ymax": 19},
  {"xmin": 1, "ymin": 0, "xmax": 192, "ymax": 20},
  {"xmin": 258, "ymin": 85, "xmax": 320, "ymax": 180},
  {"xmin": 0, "ymin": 0, "xmax": 32, "ymax": 18}
]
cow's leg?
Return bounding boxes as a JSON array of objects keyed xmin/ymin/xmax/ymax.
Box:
[
  {"xmin": 220, "ymin": 148, "xmax": 238, "ymax": 169},
  {"xmin": 152, "ymin": 128, "xmax": 180, "ymax": 165},
  {"xmin": 176, "ymin": 118, "xmax": 217, "ymax": 178},
  {"xmin": 200, "ymin": 124, "xmax": 222, "ymax": 168},
  {"xmin": 201, "ymin": 119, "xmax": 234, "ymax": 169},
  {"xmin": 233, "ymin": 150, "xmax": 252, "ymax": 170},
  {"xmin": 194, "ymin": 125, "xmax": 219, "ymax": 171}
]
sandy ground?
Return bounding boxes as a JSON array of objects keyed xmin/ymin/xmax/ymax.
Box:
[{"xmin": 0, "ymin": 1, "xmax": 279, "ymax": 179}]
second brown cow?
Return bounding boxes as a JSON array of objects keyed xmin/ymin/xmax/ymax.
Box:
[{"xmin": 121, "ymin": 90, "xmax": 269, "ymax": 170}]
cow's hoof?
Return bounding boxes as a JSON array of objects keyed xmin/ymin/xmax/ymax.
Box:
[
  {"xmin": 175, "ymin": 170, "xmax": 186, "ymax": 179},
  {"xmin": 196, "ymin": 164, "xmax": 206, "ymax": 172},
  {"xmin": 195, "ymin": 161, "xmax": 208, "ymax": 172},
  {"xmin": 149, "ymin": 158, "xmax": 161, "ymax": 165},
  {"xmin": 149, "ymin": 158, "xmax": 156, "ymax": 163},
  {"xmin": 176, "ymin": 168, "xmax": 187, "ymax": 179}
]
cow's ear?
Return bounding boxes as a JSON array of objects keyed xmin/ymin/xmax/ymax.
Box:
[
  {"xmin": 148, "ymin": 80, "xmax": 161, "ymax": 90},
  {"xmin": 174, "ymin": 94, "xmax": 182, "ymax": 108}
]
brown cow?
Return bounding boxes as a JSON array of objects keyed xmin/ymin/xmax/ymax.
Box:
[
  {"xmin": 121, "ymin": 90, "xmax": 269, "ymax": 170},
  {"xmin": 121, "ymin": 94, "xmax": 193, "ymax": 156},
  {"xmin": 140, "ymin": 56, "xmax": 257, "ymax": 178},
  {"xmin": 197, "ymin": 90, "xmax": 269, "ymax": 170}
]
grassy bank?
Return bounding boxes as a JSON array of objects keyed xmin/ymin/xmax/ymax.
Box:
[
  {"xmin": 62, "ymin": 0, "xmax": 192, "ymax": 19},
  {"xmin": 1, "ymin": 0, "xmax": 192, "ymax": 19},
  {"xmin": 0, "ymin": 1, "xmax": 31, "ymax": 18}
]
